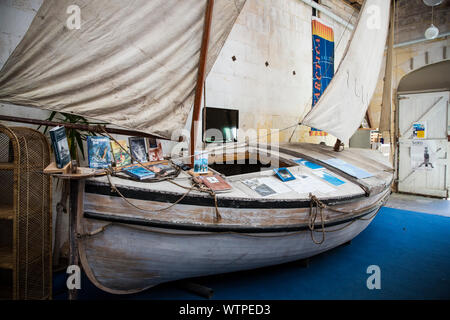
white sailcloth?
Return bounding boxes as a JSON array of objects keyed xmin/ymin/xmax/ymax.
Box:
[
  {"xmin": 0, "ymin": 0, "xmax": 246, "ymax": 140},
  {"xmin": 302, "ymin": 0, "xmax": 391, "ymax": 142}
]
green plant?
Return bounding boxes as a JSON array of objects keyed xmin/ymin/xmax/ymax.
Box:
[{"xmin": 39, "ymin": 111, "xmax": 104, "ymax": 161}]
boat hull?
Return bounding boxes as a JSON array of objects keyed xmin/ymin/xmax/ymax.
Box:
[
  {"xmin": 78, "ymin": 201, "xmax": 381, "ymax": 294},
  {"xmin": 76, "ymin": 143, "xmax": 393, "ymax": 294}
]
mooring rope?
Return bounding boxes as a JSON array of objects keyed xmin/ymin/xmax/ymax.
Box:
[{"xmin": 309, "ymin": 194, "xmax": 326, "ymax": 244}]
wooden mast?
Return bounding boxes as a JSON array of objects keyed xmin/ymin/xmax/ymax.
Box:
[
  {"xmin": 190, "ymin": 0, "xmax": 215, "ymax": 166},
  {"xmin": 379, "ymin": 2, "xmax": 395, "ymax": 135}
]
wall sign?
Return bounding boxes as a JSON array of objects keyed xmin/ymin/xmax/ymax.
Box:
[
  {"xmin": 412, "ymin": 121, "xmax": 427, "ymax": 139},
  {"xmin": 310, "ymin": 17, "xmax": 334, "ymax": 137}
]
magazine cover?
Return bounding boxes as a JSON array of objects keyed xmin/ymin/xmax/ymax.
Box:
[
  {"xmin": 148, "ymin": 163, "xmax": 176, "ymax": 176},
  {"xmin": 87, "ymin": 136, "xmax": 112, "ymax": 168},
  {"xmin": 49, "ymin": 126, "xmax": 71, "ymax": 168},
  {"xmin": 129, "ymin": 137, "xmax": 148, "ymax": 163},
  {"xmin": 122, "ymin": 165, "xmax": 156, "ymax": 180},
  {"xmin": 111, "ymin": 140, "xmax": 131, "ymax": 167},
  {"xmin": 147, "ymin": 138, "xmax": 164, "ymax": 162},
  {"xmin": 242, "ymin": 178, "xmax": 276, "ymax": 197},
  {"xmin": 194, "ymin": 150, "xmax": 208, "ymax": 173}
]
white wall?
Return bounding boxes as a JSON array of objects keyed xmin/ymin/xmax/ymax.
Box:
[{"xmin": 203, "ymin": 0, "xmax": 357, "ymax": 145}]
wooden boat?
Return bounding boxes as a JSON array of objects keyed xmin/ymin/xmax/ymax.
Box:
[{"xmin": 77, "ymin": 143, "xmax": 393, "ymax": 294}]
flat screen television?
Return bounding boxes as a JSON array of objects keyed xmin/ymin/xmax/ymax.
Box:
[{"xmin": 203, "ymin": 107, "xmax": 238, "ymax": 143}]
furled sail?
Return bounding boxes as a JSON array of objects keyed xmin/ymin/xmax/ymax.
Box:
[
  {"xmin": 302, "ymin": 0, "xmax": 391, "ymax": 142},
  {"xmin": 0, "ymin": 0, "xmax": 246, "ymax": 140}
]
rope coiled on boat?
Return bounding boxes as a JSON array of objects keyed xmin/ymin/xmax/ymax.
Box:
[
  {"xmin": 97, "ymin": 126, "xmax": 222, "ymax": 222},
  {"xmin": 309, "ymin": 194, "xmax": 326, "ymax": 245}
]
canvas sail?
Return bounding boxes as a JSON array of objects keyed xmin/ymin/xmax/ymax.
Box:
[
  {"xmin": 302, "ymin": 0, "xmax": 391, "ymax": 142},
  {"xmin": 0, "ymin": 0, "xmax": 246, "ymax": 140}
]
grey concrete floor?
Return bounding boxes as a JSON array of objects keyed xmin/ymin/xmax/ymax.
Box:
[{"xmin": 385, "ymin": 192, "xmax": 450, "ymax": 217}]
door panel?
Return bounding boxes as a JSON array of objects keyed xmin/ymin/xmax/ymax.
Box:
[{"xmin": 398, "ymin": 91, "xmax": 449, "ymax": 198}]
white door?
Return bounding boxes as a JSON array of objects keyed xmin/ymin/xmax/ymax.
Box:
[{"xmin": 397, "ymin": 91, "xmax": 449, "ymax": 198}]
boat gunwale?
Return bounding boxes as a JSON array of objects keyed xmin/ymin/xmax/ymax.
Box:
[
  {"xmin": 83, "ymin": 204, "xmax": 381, "ymax": 233},
  {"xmin": 85, "ymin": 180, "xmax": 373, "ymax": 209}
]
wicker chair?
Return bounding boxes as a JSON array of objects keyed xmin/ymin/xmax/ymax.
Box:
[{"xmin": 0, "ymin": 124, "xmax": 52, "ymax": 300}]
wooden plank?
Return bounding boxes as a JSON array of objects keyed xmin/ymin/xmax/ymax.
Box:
[
  {"xmin": 50, "ymin": 167, "xmax": 106, "ymax": 180},
  {"xmin": 68, "ymin": 179, "xmax": 84, "ymax": 300},
  {"xmin": 379, "ymin": 3, "xmax": 394, "ymax": 133},
  {"xmin": 190, "ymin": 0, "xmax": 215, "ymax": 166},
  {"xmin": 43, "ymin": 161, "xmax": 71, "ymax": 174}
]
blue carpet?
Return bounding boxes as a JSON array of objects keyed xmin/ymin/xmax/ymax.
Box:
[{"xmin": 53, "ymin": 207, "xmax": 450, "ymax": 300}]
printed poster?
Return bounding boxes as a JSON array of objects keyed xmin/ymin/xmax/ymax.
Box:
[
  {"xmin": 310, "ymin": 17, "xmax": 334, "ymax": 137},
  {"xmin": 412, "ymin": 122, "xmax": 426, "ymax": 139},
  {"xmin": 411, "ymin": 140, "xmax": 436, "ymax": 171}
]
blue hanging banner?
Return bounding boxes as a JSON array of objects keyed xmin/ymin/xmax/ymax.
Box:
[{"xmin": 310, "ymin": 17, "xmax": 334, "ymax": 136}]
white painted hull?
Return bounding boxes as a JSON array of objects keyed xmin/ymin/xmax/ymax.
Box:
[
  {"xmin": 76, "ymin": 143, "xmax": 393, "ymax": 294},
  {"xmin": 78, "ymin": 207, "xmax": 378, "ymax": 294}
]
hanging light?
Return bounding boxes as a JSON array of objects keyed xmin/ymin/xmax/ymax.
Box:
[
  {"xmin": 425, "ymin": 24, "xmax": 439, "ymax": 39},
  {"xmin": 423, "ymin": 0, "xmax": 443, "ymax": 6},
  {"xmin": 424, "ymin": 4, "xmax": 440, "ymax": 39}
]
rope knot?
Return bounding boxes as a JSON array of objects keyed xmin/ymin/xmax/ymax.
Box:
[{"xmin": 308, "ymin": 193, "xmax": 326, "ymax": 245}]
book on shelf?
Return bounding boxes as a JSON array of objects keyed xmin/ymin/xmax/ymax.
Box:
[
  {"xmin": 111, "ymin": 140, "xmax": 131, "ymax": 167},
  {"xmin": 87, "ymin": 136, "xmax": 112, "ymax": 168},
  {"xmin": 122, "ymin": 165, "xmax": 156, "ymax": 180},
  {"xmin": 129, "ymin": 137, "xmax": 148, "ymax": 163},
  {"xmin": 147, "ymin": 138, "xmax": 164, "ymax": 162},
  {"xmin": 193, "ymin": 150, "xmax": 208, "ymax": 173},
  {"xmin": 195, "ymin": 174, "xmax": 232, "ymax": 192},
  {"xmin": 49, "ymin": 126, "xmax": 71, "ymax": 168}
]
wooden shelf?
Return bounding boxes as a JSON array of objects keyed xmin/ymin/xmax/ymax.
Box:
[
  {"xmin": 0, "ymin": 204, "xmax": 14, "ymax": 220},
  {"xmin": 0, "ymin": 163, "xmax": 14, "ymax": 170},
  {"xmin": 0, "ymin": 247, "xmax": 13, "ymax": 270}
]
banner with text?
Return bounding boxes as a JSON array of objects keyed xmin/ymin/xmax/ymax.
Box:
[{"xmin": 310, "ymin": 17, "xmax": 334, "ymax": 137}]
